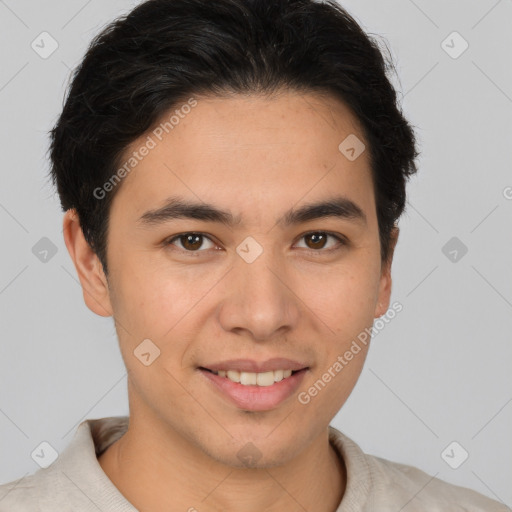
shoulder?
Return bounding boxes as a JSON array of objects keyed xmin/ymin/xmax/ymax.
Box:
[
  {"xmin": 0, "ymin": 416, "xmax": 130, "ymax": 512},
  {"xmin": 0, "ymin": 471, "xmax": 56, "ymax": 512},
  {"xmin": 369, "ymin": 455, "xmax": 507, "ymax": 511},
  {"xmin": 328, "ymin": 426, "xmax": 508, "ymax": 511}
]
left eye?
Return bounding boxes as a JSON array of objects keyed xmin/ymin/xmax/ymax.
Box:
[
  {"xmin": 165, "ymin": 231, "xmax": 346, "ymax": 254},
  {"xmin": 295, "ymin": 232, "xmax": 345, "ymax": 251}
]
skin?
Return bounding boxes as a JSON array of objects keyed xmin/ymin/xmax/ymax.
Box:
[{"xmin": 63, "ymin": 89, "xmax": 398, "ymax": 512}]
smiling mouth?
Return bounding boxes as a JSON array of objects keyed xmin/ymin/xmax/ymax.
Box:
[{"xmin": 199, "ymin": 367, "xmax": 305, "ymax": 387}]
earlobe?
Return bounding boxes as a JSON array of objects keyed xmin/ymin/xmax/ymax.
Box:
[{"xmin": 62, "ymin": 209, "xmax": 113, "ymax": 317}]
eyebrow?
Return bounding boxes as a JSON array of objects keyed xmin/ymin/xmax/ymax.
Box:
[{"xmin": 137, "ymin": 194, "xmax": 367, "ymax": 228}]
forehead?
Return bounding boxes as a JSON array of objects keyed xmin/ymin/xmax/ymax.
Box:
[{"xmin": 110, "ymin": 90, "xmax": 375, "ymax": 225}]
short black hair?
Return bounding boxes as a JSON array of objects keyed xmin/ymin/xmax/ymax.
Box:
[{"xmin": 48, "ymin": 0, "xmax": 419, "ymax": 276}]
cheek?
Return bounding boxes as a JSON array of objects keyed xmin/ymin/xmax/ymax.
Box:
[
  {"xmin": 111, "ymin": 269, "xmax": 194, "ymax": 387},
  {"xmin": 301, "ymin": 255, "xmax": 381, "ymax": 334},
  {"xmin": 298, "ymin": 267, "xmax": 376, "ymax": 417},
  {"xmin": 106, "ymin": 264, "xmax": 172, "ymax": 354},
  {"xmin": 111, "ymin": 256, "xmax": 223, "ymax": 351}
]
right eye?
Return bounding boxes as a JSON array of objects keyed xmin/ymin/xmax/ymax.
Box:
[{"xmin": 164, "ymin": 232, "xmax": 220, "ymax": 254}]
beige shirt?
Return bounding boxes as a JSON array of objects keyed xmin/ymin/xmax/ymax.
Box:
[{"xmin": 0, "ymin": 416, "xmax": 507, "ymax": 511}]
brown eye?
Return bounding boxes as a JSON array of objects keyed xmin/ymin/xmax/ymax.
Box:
[
  {"xmin": 304, "ymin": 232, "xmax": 328, "ymax": 249},
  {"xmin": 180, "ymin": 234, "xmax": 203, "ymax": 250},
  {"xmin": 296, "ymin": 231, "xmax": 346, "ymax": 252},
  {"xmin": 166, "ymin": 233, "xmax": 216, "ymax": 252}
]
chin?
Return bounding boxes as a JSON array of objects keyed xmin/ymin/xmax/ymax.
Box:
[{"xmin": 198, "ymin": 428, "xmax": 304, "ymax": 469}]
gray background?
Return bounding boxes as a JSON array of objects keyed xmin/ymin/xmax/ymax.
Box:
[{"xmin": 0, "ymin": 0, "xmax": 511, "ymax": 507}]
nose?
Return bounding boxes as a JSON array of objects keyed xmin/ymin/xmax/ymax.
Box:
[{"xmin": 216, "ymin": 246, "xmax": 301, "ymax": 342}]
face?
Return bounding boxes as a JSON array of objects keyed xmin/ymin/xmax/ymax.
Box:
[{"xmin": 66, "ymin": 90, "xmax": 396, "ymax": 468}]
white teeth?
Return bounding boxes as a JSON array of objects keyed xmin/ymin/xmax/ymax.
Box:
[
  {"xmin": 226, "ymin": 370, "xmax": 240, "ymax": 382},
  {"xmin": 240, "ymin": 372, "xmax": 257, "ymax": 385},
  {"xmin": 214, "ymin": 369, "xmax": 298, "ymax": 386},
  {"xmin": 274, "ymin": 369, "xmax": 284, "ymax": 382},
  {"xmin": 256, "ymin": 371, "xmax": 274, "ymax": 387}
]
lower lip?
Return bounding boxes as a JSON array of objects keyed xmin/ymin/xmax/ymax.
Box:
[{"xmin": 199, "ymin": 368, "xmax": 308, "ymax": 412}]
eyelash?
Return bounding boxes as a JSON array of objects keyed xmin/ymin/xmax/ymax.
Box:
[{"xmin": 163, "ymin": 231, "xmax": 347, "ymax": 256}]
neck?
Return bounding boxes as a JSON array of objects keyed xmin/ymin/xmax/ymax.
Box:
[{"xmin": 98, "ymin": 415, "xmax": 346, "ymax": 512}]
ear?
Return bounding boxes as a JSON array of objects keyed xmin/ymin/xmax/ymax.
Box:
[
  {"xmin": 374, "ymin": 226, "xmax": 399, "ymax": 318},
  {"xmin": 62, "ymin": 209, "xmax": 113, "ymax": 317}
]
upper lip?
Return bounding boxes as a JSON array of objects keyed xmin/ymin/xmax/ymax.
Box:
[{"xmin": 201, "ymin": 358, "xmax": 309, "ymax": 373}]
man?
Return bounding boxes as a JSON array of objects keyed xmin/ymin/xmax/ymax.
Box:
[{"xmin": 0, "ymin": 0, "xmax": 506, "ymax": 510}]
